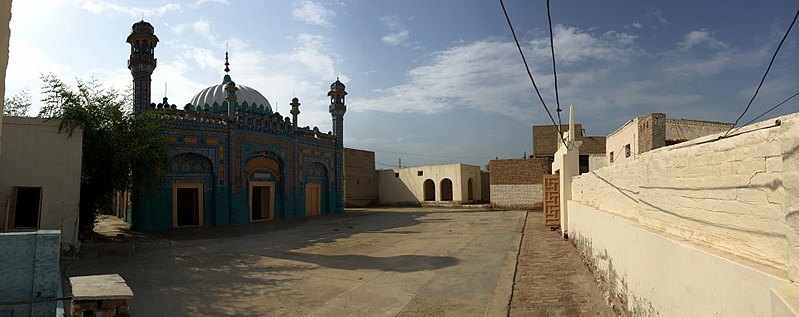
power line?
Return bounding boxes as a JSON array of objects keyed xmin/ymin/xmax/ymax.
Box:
[
  {"xmin": 725, "ymin": 7, "xmax": 799, "ymax": 137},
  {"xmin": 547, "ymin": 0, "xmax": 564, "ymax": 131},
  {"xmin": 740, "ymin": 89, "xmax": 799, "ymax": 127},
  {"xmin": 379, "ymin": 149, "xmax": 495, "ymax": 159},
  {"xmin": 499, "ymin": 0, "xmax": 568, "ymax": 148},
  {"xmin": 376, "ymin": 161, "xmax": 400, "ymax": 168}
]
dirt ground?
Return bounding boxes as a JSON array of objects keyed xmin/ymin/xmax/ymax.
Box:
[{"xmin": 66, "ymin": 208, "xmax": 525, "ymax": 316}]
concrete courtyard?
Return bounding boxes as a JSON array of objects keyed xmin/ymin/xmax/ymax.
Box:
[{"xmin": 67, "ymin": 208, "xmax": 526, "ymax": 316}]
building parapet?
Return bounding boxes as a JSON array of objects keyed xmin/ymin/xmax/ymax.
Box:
[{"xmin": 154, "ymin": 109, "xmax": 335, "ymax": 144}]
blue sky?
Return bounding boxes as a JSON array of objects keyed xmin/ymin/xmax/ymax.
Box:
[{"xmin": 6, "ymin": 0, "xmax": 799, "ymax": 169}]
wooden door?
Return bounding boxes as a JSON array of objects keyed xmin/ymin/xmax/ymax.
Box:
[
  {"xmin": 543, "ymin": 174, "xmax": 560, "ymax": 227},
  {"xmin": 306, "ymin": 184, "xmax": 321, "ymax": 216}
]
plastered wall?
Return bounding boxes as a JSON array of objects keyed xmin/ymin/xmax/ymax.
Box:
[
  {"xmin": 378, "ymin": 164, "xmax": 481, "ymax": 205},
  {"xmin": 574, "ymin": 115, "xmax": 792, "ymax": 270},
  {"xmin": 569, "ymin": 113, "xmax": 799, "ymax": 315},
  {"xmin": 0, "ymin": 117, "xmax": 83, "ymax": 251},
  {"xmin": 569, "ymin": 201, "xmax": 788, "ymax": 316}
]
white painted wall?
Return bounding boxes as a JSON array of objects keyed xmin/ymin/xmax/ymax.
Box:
[
  {"xmin": 574, "ymin": 115, "xmax": 790, "ymax": 270},
  {"xmin": 459, "ymin": 165, "xmax": 482, "ymax": 202},
  {"xmin": 569, "ymin": 112, "xmax": 799, "ymax": 315},
  {"xmin": 378, "ymin": 164, "xmax": 481, "ymax": 205},
  {"xmin": 0, "ymin": 117, "xmax": 83, "ymax": 251},
  {"xmin": 569, "ymin": 201, "xmax": 790, "ymax": 316},
  {"xmin": 587, "ymin": 153, "xmax": 605, "ymax": 171},
  {"xmin": 605, "ymin": 118, "xmax": 638, "ymax": 166}
]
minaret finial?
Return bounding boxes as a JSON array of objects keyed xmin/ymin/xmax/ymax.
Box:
[{"xmin": 224, "ymin": 51, "xmax": 230, "ymax": 74}]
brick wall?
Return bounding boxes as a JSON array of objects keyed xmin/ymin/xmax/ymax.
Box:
[
  {"xmin": 637, "ymin": 113, "xmax": 666, "ymax": 153},
  {"xmin": 490, "ymin": 158, "xmax": 550, "ymax": 185},
  {"xmin": 344, "ymin": 148, "xmax": 378, "ymax": 207},
  {"xmin": 490, "ymin": 158, "xmax": 550, "ymax": 209},
  {"xmin": 666, "ymin": 118, "xmax": 733, "ymax": 143},
  {"xmin": 533, "ymin": 125, "xmax": 582, "ymax": 157},
  {"xmin": 580, "ymin": 136, "xmax": 606, "ymax": 154},
  {"xmin": 533, "ymin": 124, "xmax": 604, "ymax": 156}
]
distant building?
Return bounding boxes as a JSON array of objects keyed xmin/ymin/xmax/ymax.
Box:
[
  {"xmin": 533, "ymin": 124, "xmax": 606, "ymax": 174},
  {"xmin": 378, "ymin": 164, "xmax": 483, "ymax": 205},
  {"xmin": 606, "ymin": 113, "xmax": 733, "ymax": 166},
  {"xmin": 344, "ymin": 148, "xmax": 378, "ymax": 207},
  {"xmin": 0, "ymin": 117, "xmax": 83, "ymax": 252},
  {"xmin": 489, "ymin": 158, "xmax": 550, "ymax": 210}
]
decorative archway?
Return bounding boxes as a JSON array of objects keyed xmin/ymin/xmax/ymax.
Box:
[
  {"xmin": 168, "ymin": 153, "xmax": 214, "ymax": 227},
  {"xmin": 304, "ymin": 162, "xmax": 329, "ymax": 215},
  {"xmin": 423, "ymin": 179, "xmax": 435, "ymax": 201},
  {"xmin": 440, "ymin": 178, "xmax": 453, "ymax": 201},
  {"xmin": 245, "ymin": 153, "xmax": 282, "ymax": 221},
  {"xmin": 467, "ymin": 178, "xmax": 474, "ymax": 201}
]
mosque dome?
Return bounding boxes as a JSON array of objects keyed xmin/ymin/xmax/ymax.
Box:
[{"xmin": 189, "ymin": 74, "xmax": 272, "ymax": 112}]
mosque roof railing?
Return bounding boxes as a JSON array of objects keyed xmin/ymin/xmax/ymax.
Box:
[{"xmin": 151, "ymin": 107, "xmax": 335, "ymax": 144}]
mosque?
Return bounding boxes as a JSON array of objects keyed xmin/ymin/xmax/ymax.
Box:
[{"xmin": 126, "ymin": 20, "xmax": 347, "ymax": 231}]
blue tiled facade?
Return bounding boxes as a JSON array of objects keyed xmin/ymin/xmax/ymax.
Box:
[
  {"xmin": 0, "ymin": 230, "xmax": 61, "ymax": 317},
  {"xmin": 126, "ymin": 21, "xmax": 347, "ymax": 231}
]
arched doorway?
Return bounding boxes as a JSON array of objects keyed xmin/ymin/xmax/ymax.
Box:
[
  {"xmin": 441, "ymin": 178, "xmax": 453, "ymax": 201},
  {"xmin": 169, "ymin": 153, "xmax": 214, "ymax": 227},
  {"xmin": 423, "ymin": 179, "xmax": 435, "ymax": 201},
  {"xmin": 467, "ymin": 178, "xmax": 474, "ymax": 201},
  {"xmin": 304, "ymin": 162, "xmax": 329, "ymax": 216},
  {"xmin": 246, "ymin": 154, "xmax": 282, "ymax": 222}
]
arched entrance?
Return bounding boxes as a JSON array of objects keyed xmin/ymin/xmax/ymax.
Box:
[
  {"xmin": 467, "ymin": 178, "xmax": 474, "ymax": 201},
  {"xmin": 304, "ymin": 162, "xmax": 329, "ymax": 216},
  {"xmin": 169, "ymin": 153, "xmax": 214, "ymax": 227},
  {"xmin": 423, "ymin": 179, "xmax": 435, "ymax": 201},
  {"xmin": 246, "ymin": 154, "xmax": 282, "ymax": 222},
  {"xmin": 441, "ymin": 178, "xmax": 453, "ymax": 201}
]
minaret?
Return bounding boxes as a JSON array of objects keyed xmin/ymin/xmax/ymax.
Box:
[
  {"xmin": 290, "ymin": 97, "xmax": 301, "ymax": 129},
  {"xmin": 328, "ymin": 78, "xmax": 347, "ymax": 212},
  {"xmin": 127, "ymin": 20, "xmax": 159, "ymax": 113},
  {"xmin": 222, "ymin": 52, "xmax": 238, "ymax": 116}
]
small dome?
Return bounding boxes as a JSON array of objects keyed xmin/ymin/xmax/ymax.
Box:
[
  {"xmin": 189, "ymin": 76, "xmax": 272, "ymax": 112},
  {"xmin": 330, "ymin": 79, "xmax": 345, "ymax": 92},
  {"xmin": 131, "ymin": 20, "xmax": 155, "ymax": 34}
]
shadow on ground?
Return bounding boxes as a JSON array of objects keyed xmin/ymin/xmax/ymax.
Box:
[{"xmin": 66, "ymin": 208, "xmax": 478, "ymax": 316}]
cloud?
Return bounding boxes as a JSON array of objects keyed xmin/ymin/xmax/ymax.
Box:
[
  {"xmin": 351, "ymin": 39, "xmax": 538, "ymax": 117},
  {"xmin": 380, "ymin": 16, "xmax": 409, "ymax": 46},
  {"xmin": 663, "ymin": 45, "xmax": 770, "ymax": 77},
  {"xmin": 188, "ymin": 0, "xmax": 229, "ymax": 9},
  {"xmin": 645, "ymin": 8, "xmax": 668, "ymax": 24},
  {"xmin": 528, "ymin": 25, "xmax": 642, "ymax": 65},
  {"xmin": 631, "ymin": 22, "xmax": 643, "ymax": 29},
  {"xmin": 292, "ymin": 0, "xmax": 335, "ymax": 26},
  {"xmin": 78, "ymin": 0, "xmax": 181, "ymax": 18},
  {"xmin": 352, "ymin": 24, "xmax": 713, "ymax": 125},
  {"xmin": 678, "ymin": 30, "xmax": 728, "ymax": 50}
]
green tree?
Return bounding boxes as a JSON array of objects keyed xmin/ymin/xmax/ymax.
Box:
[
  {"xmin": 3, "ymin": 88, "xmax": 32, "ymax": 116},
  {"xmin": 39, "ymin": 73, "xmax": 167, "ymax": 232}
]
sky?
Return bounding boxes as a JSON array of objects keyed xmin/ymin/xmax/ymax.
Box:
[{"xmin": 6, "ymin": 0, "xmax": 799, "ymax": 169}]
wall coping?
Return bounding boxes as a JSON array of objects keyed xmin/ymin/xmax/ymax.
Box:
[{"xmin": 70, "ymin": 274, "xmax": 133, "ymax": 301}]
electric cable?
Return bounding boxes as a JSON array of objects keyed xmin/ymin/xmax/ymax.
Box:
[
  {"xmin": 725, "ymin": 7, "xmax": 799, "ymax": 137},
  {"xmin": 740, "ymin": 89, "xmax": 799, "ymax": 127},
  {"xmin": 499, "ymin": 0, "xmax": 569, "ymax": 149},
  {"xmin": 547, "ymin": 0, "xmax": 564, "ymax": 139}
]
